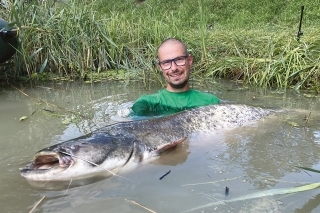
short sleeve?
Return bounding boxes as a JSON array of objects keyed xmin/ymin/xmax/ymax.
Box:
[
  {"xmin": 210, "ymin": 95, "xmax": 220, "ymax": 104},
  {"xmin": 132, "ymin": 95, "xmax": 151, "ymax": 116}
]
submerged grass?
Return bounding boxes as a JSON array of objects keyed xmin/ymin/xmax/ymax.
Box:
[{"xmin": 1, "ymin": 0, "xmax": 320, "ymax": 90}]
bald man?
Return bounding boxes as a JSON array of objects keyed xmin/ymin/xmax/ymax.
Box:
[{"xmin": 132, "ymin": 38, "xmax": 219, "ymax": 116}]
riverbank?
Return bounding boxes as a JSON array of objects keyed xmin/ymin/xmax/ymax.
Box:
[{"xmin": 1, "ymin": 0, "xmax": 319, "ymax": 91}]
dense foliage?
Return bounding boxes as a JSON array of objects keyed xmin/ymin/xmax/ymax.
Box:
[{"xmin": 1, "ymin": 0, "xmax": 320, "ymax": 90}]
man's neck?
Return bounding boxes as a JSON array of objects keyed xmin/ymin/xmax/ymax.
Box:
[{"xmin": 166, "ymin": 84, "xmax": 190, "ymax": 93}]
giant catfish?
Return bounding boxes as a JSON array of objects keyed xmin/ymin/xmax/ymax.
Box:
[{"xmin": 20, "ymin": 104, "xmax": 274, "ymax": 181}]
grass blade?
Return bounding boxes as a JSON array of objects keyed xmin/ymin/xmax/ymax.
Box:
[
  {"xmin": 296, "ymin": 166, "xmax": 320, "ymax": 174},
  {"xmin": 182, "ymin": 182, "xmax": 320, "ymax": 212}
]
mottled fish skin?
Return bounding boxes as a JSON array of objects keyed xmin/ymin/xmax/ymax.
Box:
[
  {"xmin": 98, "ymin": 104, "xmax": 273, "ymax": 148},
  {"xmin": 20, "ymin": 104, "xmax": 273, "ymax": 181}
]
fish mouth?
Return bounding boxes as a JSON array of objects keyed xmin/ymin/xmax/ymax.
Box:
[{"xmin": 21, "ymin": 151, "xmax": 74, "ymax": 174}]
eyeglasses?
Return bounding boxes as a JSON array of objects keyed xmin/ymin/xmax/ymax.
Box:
[{"xmin": 158, "ymin": 55, "xmax": 188, "ymax": 70}]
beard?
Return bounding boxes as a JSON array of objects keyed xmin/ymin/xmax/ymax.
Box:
[{"xmin": 169, "ymin": 79, "xmax": 189, "ymax": 89}]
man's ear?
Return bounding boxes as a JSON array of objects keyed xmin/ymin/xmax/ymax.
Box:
[
  {"xmin": 157, "ymin": 64, "xmax": 163, "ymax": 72},
  {"xmin": 188, "ymin": 54, "xmax": 194, "ymax": 65},
  {"xmin": 156, "ymin": 60, "xmax": 162, "ymax": 72}
]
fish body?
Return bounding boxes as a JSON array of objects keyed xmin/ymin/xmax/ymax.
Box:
[{"xmin": 20, "ymin": 104, "xmax": 273, "ymax": 181}]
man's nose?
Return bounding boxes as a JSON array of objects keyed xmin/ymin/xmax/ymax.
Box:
[{"xmin": 170, "ymin": 60, "xmax": 178, "ymax": 70}]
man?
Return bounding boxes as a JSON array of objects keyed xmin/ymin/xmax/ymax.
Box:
[{"xmin": 132, "ymin": 38, "xmax": 220, "ymax": 116}]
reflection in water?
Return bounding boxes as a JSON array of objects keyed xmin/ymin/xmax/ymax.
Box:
[
  {"xmin": 152, "ymin": 142, "xmax": 190, "ymax": 166},
  {"xmin": 25, "ymin": 175, "xmax": 113, "ymax": 191},
  {"xmin": 222, "ymin": 112, "xmax": 320, "ymax": 190},
  {"xmin": 295, "ymin": 192, "xmax": 320, "ymax": 213},
  {"xmin": 1, "ymin": 80, "xmax": 320, "ymax": 212}
]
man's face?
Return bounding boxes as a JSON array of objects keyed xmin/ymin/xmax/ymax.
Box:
[{"xmin": 158, "ymin": 42, "xmax": 193, "ymax": 90}]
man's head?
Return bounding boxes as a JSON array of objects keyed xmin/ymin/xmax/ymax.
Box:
[{"xmin": 157, "ymin": 38, "xmax": 193, "ymax": 92}]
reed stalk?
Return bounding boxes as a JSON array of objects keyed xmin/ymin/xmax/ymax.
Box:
[{"xmin": 0, "ymin": 0, "xmax": 319, "ymax": 91}]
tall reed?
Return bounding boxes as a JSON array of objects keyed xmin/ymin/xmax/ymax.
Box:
[{"xmin": 1, "ymin": 0, "xmax": 320, "ymax": 90}]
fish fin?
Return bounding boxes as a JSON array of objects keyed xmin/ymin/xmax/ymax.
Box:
[
  {"xmin": 129, "ymin": 140, "xmax": 147, "ymax": 163},
  {"xmin": 155, "ymin": 137, "xmax": 187, "ymax": 154}
]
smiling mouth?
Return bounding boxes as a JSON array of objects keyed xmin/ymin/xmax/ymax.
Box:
[{"xmin": 169, "ymin": 71, "xmax": 183, "ymax": 78}]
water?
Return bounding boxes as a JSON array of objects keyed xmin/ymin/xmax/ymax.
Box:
[{"xmin": 1, "ymin": 80, "xmax": 320, "ymax": 213}]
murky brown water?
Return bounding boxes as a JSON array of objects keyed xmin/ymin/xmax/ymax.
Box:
[{"xmin": 1, "ymin": 79, "xmax": 320, "ymax": 213}]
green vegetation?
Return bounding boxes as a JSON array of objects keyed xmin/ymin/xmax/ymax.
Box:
[{"xmin": 1, "ymin": 0, "xmax": 320, "ymax": 91}]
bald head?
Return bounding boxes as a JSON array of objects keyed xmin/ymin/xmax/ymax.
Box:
[{"xmin": 157, "ymin": 38, "xmax": 188, "ymax": 59}]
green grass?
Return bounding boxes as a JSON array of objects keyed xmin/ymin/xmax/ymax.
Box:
[{"xmin": 1, "ymin": 0, "xmax": 320, "ymax": 91}]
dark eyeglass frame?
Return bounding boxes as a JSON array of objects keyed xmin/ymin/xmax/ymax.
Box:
[{"xmin": 158, "ymin": 55, "xmax": 188, "ymax": 70}]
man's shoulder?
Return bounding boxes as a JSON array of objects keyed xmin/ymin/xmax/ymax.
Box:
[
  {"xmin": 134, "ymin": 89, "xmax": 164, "ymax": 102},
  {"xmin": 189, "ymin": 89, "xmax": 220, "ymax": 103}
]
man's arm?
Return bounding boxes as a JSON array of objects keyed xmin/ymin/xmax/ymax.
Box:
[{"xmin": 132, "ymin": 95, "xmax": 152, "ymax": 116}]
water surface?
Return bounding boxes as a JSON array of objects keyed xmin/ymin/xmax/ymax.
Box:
[{"xmin": 1, "ymin": 80, "xmax": 320, "ymax": 213}]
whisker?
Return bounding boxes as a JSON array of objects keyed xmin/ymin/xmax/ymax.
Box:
[
  {"xmin": 59, "ymin": 151, "xmax": 134, "ymax": 182},
  {"xmin": 63, "ymin": 179, "xmax": 72, "ymax": 196}
]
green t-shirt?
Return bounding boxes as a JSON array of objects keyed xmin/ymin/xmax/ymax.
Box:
[{"xmin": 132, "ymin": 89, "xmax": 220, "ymax": 116}]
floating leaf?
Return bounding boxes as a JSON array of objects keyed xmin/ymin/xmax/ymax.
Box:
[
  {"xmin": 62, "ymin": 117, "xmax": 72, "ymax": 125},
  {"xmin": 19, "ymin": 116, "xmax": 28, "ymax": 121},
  {"xmin": 303, "ymin": 94, "xmax": 318, "ymax": 98},
  {"xmin": 286, "ymin": 121, "xmax": 299, "ymax": 127}
]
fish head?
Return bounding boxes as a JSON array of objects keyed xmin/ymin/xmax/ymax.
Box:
[{"xmin": 20, "ymin": 133, "xmax": 141, "ymax": 181}]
